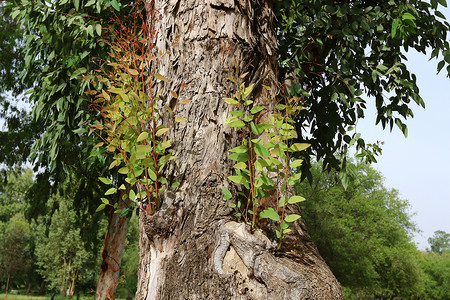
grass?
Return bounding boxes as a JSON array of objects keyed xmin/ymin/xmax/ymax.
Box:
[
  {"xmin": 0, "ymin": 293, "xmax": 133, "ymax": 300},
  {"xmin": 0, "ymin": 294, "xmax": 93, "ymax": 300}
]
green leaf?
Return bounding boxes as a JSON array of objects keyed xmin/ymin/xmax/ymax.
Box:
[
  {"xmin": 101, "ymin": 198, "xmax": 109, "ymax": 205},
  {"xmin": 277, "ymin": 104, "xmax": 286, "ymax": 111},
  {"xmin": 99, "ymin": 177, "xmax": 112, "ymax": 185},
  {"xmin": 391, "ymin": 18, "xmax": 400, "ymax": 38},
  {"xmin": 284, "ymin": 214, "xmax": 301, "ymax": 222},
  {"xmin": 259, "ymin": 208, "xmax": 280, "ymax": 221},
  {"xmin": 254, "ymin": 159, "xmax": 269, "ymax": 171},
  {"xmin": 250, "ymin": 122, "xmax": 262, "ymax": 135},
  {"xmin": 227, "ymin": 120, "xmax": 246, "ymax": 128},
  {"xmin": 229, "ymin": 145, "xmax": 248, "ymax": 153},
  {"xmin": 148, "ymin": 169, "xmax": 157, "ymax": 181},
  {"xmin": 229, "ymin": 153, "xmax": 249, "ymax": 162},
  {"xmin": 224, "ymin": 98, "xmax": 239, "ymax": 105},
  {"xmin": 156, "ymin": 128, "xmax": 169, "ymax": 136},
  {"xmin": 243, "ymin": 84, "xmax": 254, "ymax": 98},
  {"xmin": 95, "ymin": 24, "xmax": 102, "ymax": 36},
  {"xmin": 171, "ymin": 182, "xmax": 180, "ymax": 189},
  {"xmin": 160, "ymin": 177, "xmax": 168, "ymax": 185},
  {"xmin": 158, "ymin": 140, "xmax": 171, "ymax": 151},
  {"xmin": 118, "ymin": 167, "xmax": 129, "ymax": 174},
  {"xmin": 175, "ymin": 117, "xmax": 188, "ymax": 122},
  {"xmin": 254, "ymin": 143, "xmax": 270, "ymax": 158},
  {"xmin": 96, "ymin": 204, "xmax": 106, "ymax": 212},
  {"xmin": 243, "ymin": 114, "xmax": 254, "ymax": 122},
  {"xmin": 290, "ymin": 143, "xmax": 310, "ymax": 152},
  {"xmin": 250, "ymin": 106, "xmax": 265, "ymax": 114},
  {"xmin": 110, "ymin": 0, "xmax": 121, "ymax": 11},
  {"xmin": 129, "ymin": 190, "xmax": 136, "ymax": 201},
  {"xmin": 402, "ymin": 13, "xmax": 416, "ymax": 21},
  {"xmin": 228, "ymin": 175, "xmax": 249, "ymax": 185},
  {"xmin": 105, "ymin": 188, "xmax": 117, "ymax": 195},
  {"xmin": 136, "ymin": 145, "xmax": 153, "ymax": 153},
  {"xmin": 229, "ymin": 110, "xmax": 244, "ymax": 117},
  {"xmin": 233, "ymin": 162, "xmax": 247, "ymax": 169},
  {"xmin": 287, "ymin": 173, "xmax": 301, "ymax": 185},
  {"xmin": 137, "ymin": 132, "xmax": 149, "ymax": 142},
  {"xmin": 109, "ymin": 87, "xmax": 123, "ymax": 94},
  {"xmin": 288, "ymin": 195, "xmax": 306, "ymax": 204},
  {"xmin": 221, "ymin": 187, "xmax": 232, "ymax": 200},
  {"xmin": 290, "ymin": 159, "xmax": 303, "ymax": 168}
]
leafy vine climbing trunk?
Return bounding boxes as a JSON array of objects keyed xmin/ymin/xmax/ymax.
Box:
[{"xmin": 136, "ymin": 0, "xmax": 343, "ymax": 298}]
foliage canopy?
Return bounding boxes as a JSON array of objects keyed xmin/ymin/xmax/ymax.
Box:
[
  {"xmin": 296, "ymin": 160, "xmax": 421, "ymax": 297},
  {"xmin": 275, "ymin": 0, "xmax": 450, "ymax": 176}
]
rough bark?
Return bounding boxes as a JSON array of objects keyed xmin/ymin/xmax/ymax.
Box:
[
  {"xmin": 136, "ymin": 0, "xmax": 343, "ymax": 299},
  {"xmin": 95, "ymin": 190, "xmax": 129, "ymax": 300}
]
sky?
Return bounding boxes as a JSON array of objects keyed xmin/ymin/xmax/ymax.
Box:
[{"xmin": 356, "ymin": 32, "xmax": 450, "ymax": 249}]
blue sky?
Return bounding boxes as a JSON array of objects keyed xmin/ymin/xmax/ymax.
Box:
[{"xmin": 357, "ymin": 31, "xmax": 450, "ymax": 249}]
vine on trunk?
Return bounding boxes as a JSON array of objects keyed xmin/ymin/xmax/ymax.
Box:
[
  {"xmin": 222, "ymin": 73, "xmax": 310, "ymax": 245},
  {"xmin": 85, "ymin": 1, "xmax": 186, "ymax": 216}
]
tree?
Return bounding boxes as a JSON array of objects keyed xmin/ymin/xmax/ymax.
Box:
[
  {"xmin": 416, "ymin": 251, "xmax": 450, "ymax": 299},
  {"xmin": 131, "ymin": 1, "xmax": 341, "ymax": 298},
  {"xmin": 0, "ymin": 213, "xmax": 33, "ymax": 297},
  {"xmin": 0, "ymin": 168, "xmax": 41, "ymax": 295},
  {"xmin": 0, "ymin": 2, "xmax": 40, "ymax": 168},
  {"xmin": 428, "ymin": 230, "xmax": 450, "ymax": 255},
  {"xmin": 34, "ymin": 191, "xmax": 99, "ymax": 297},
  {"xmin": 295, "ymin": 161, "xmax": 421, "ymax": 297},
  {"xmin": 0, "ymin": 1, "xmax": 26, "ymax": 95},
  {"xmin": 8, "ymin": 0, "xmax": 450, "ymax": 299},
  {"xmin": 0, "ymin": 168, "xmax": 33, "ymax": 222}
]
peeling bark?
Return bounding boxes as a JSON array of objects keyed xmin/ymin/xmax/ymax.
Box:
[{"xmin": 136, "ymin": 0, "xmax": 343, "ymax": 299}]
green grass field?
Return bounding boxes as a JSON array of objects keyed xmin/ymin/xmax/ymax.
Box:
[
  {"xmin": 0, "ymin": 293, "xmax": 94, "ymax": 300},
  {"xmin": 0, "ymin": 293, "xmax": 133, "ymax": 300}
]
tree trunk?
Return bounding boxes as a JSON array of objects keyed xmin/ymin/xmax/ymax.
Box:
[
  {"xmin": 95, "ymin": 189, "xmax": 129, "ymax": 300},
  {"xmin": 136, "ymin": 0, "xmax": 343, "ymax": 299},
  {"xmin": 39, "ymin": 279, "xmax": 45, "ymax": 295},
  {"xmin": 5, "ymin": 273, "xmax": 10, "ymax": 299}
]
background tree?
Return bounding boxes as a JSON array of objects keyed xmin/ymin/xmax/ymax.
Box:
[
  {"xmin": 0, "ymin": 0, "xmax": 26, "ymax": 95},
  {"xmin": 0, "ymin": 2, "xmax": 39, "ymax": 167},
  {"xmin": 0, "ymin": 168, "xmax": 33, "ymax": 222},
  {"xmin": 34, "ymin": 190, "xmax": 100, "ymax": 297},
  {"xmin": 416, "ymin": 250, "xmax": 450, "ymax": 299},
  {"xmin": 0, "ymin": 213, "xmax": 33, "ymax": 297},
  {"xmin": 0, "ymin": 168, "xmax": 41, "ymax": 295},
  {"xmin": 428, "ymin": 230, "xmax": 450, "ymax": 254},
  {"xmin": 295, "ymin": 160, "xmax": 421, "ymax": 297}
]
